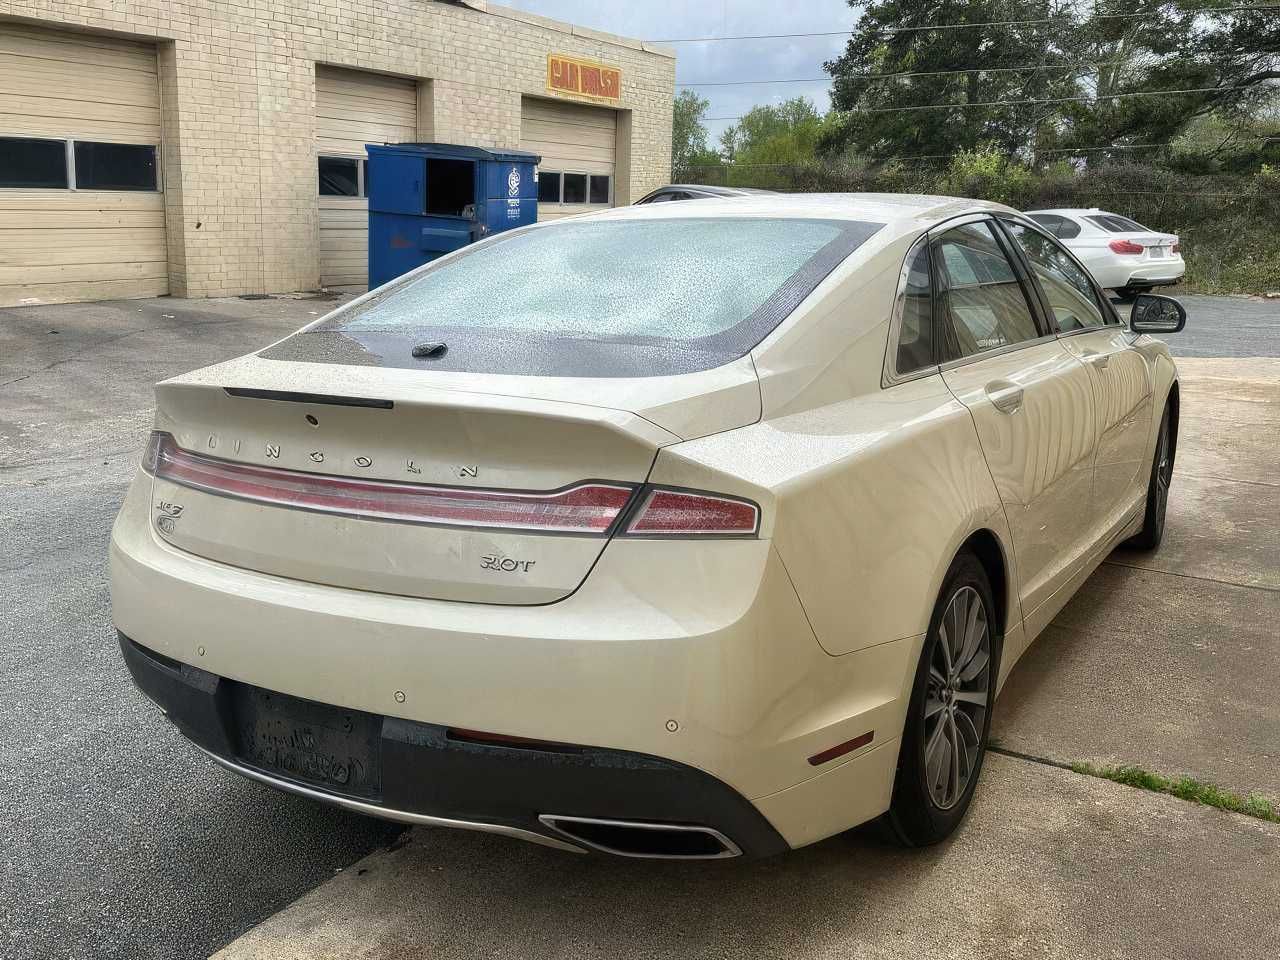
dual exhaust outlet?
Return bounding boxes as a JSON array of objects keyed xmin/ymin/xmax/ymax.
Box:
[{"xmin": 537, "ymin": 815, "xmax": 741, "ymax": 860}]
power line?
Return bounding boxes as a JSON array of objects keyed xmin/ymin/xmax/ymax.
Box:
[
  {"xmin": 703, "ymin": 83, "xmax": 1264, "ymax": 123},
  {"xmin": 679, "ymin": 59, "xmax": 1153, "ymax": 86},
  {"xmin": 652, "ymin": 4, "xmax": 1280, "ymax": 42}
]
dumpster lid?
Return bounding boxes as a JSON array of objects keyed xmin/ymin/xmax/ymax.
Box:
[{"xmin": 365, "ymin": 142, "xmax": 541, "ymax": 164}]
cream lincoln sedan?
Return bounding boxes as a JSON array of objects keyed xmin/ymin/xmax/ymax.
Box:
[{"xmin": 111, "ymin": 195, "xmax": 1185, "ymax": 859}]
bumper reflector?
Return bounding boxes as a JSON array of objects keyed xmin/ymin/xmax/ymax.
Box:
[{"xmin": 808, "ymin": 730, "xmax": 874, "ymax": 766}]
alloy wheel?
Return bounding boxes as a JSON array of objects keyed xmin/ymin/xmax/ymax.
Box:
[
  {"xmin": 1154, "ymin": 418, "xmax": 1171, "ymax": 525},
  {"xmin": 924, "ymin": 585, "xmax": 991, "ymax": 810}
]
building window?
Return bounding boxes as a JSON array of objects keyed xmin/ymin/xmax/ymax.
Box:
[
  {"xmin": 0, "ymin": 137, "xmax": 69, "ymax": 189},
  {"xmin": 73, "ymin": 142, "xmax": 157, "ymax": 191},
  {"xmin": 538, "ymin": 171, "xmax": 561, "ymax": 203},
  {"xmin": 318, "ymin": 155, "xmax": 362, "ymax": 197},
  {"xmin": 536, "ymin": 171, "xmax": 612, "ymax": 206},
  {"xmin": 562, "ymin": 172, "xmax": 587, "ymax": 204},
  {"xmin": 588, "ymin": 174, "xmax": 611, "ymax": 205}
]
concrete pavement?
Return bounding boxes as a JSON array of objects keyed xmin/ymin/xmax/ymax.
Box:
[{"xmin": 212, "ymin": 754, "xmax": 1280, "ymax": 960}]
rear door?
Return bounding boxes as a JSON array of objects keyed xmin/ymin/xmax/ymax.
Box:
[
  {"xmin": 1001, "ymin": 218, "xmax": 1154, "ymax": 534},
  {"xmin": 932, "ymin": 217, "xmax": 1098, "ymax": 630}
]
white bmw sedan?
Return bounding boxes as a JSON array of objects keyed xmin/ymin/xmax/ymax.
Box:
[
  {"xmin": 1024, "ymin": 207, "xmax": 1185, "ymax": 297},
  {"xmin": 111, "ymin": 195, "xmax": 1185, "ymax": 859}
]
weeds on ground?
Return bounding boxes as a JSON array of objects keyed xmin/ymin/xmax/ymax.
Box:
[{"xmin": 1070, "ymin": 762, "xmax": 1280, "ymax": 823}]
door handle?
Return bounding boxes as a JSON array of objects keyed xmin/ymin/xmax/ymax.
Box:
[
  {"xmin": 985, "ymin": 380, "xmax": 1024, "ymax": 415},
  {"xmin": 1081, "ymin": 350, "xmax": 1110, "ymax": 369}
]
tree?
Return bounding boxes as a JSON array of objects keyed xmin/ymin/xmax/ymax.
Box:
[
  {"xmin": 672, "ymin": 90, "xmax": 713, "ymax": 170},
  {"xmin": 1051, "ymin": 0, "xmax": 1280, "ymax": 161},
  {"xmin": 822, "ymin": 0, "xmax": 1078, "ymax": 161},
  {"xmin": 720, "ymin": 98, "xmax": 829, "ymax": 164},
  {"xmin": 821, "ymin": 0, "xmax": 1280, "ymax": 165}
]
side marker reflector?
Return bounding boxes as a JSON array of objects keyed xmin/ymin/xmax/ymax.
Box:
[{"xmin": 808, "ymin": 730, "xmax": 875, "ymax": 766}]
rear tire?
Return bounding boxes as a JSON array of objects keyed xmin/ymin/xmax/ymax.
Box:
[
  {"xmin": 1113, "ymin": 285, "xmax": 1141, "ymax": 303},
  {"xmin": 1125, "ymin": 405, "xmax": 1173, "ymax": 550},
  {"xmin": 885, "ymin": 551, "xmax": 998, "ymax": 847}
]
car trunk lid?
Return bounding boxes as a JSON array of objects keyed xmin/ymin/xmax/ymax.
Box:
[{"xmin": 146, "ymin": 362, "xmax": 686, "ymax": 604}]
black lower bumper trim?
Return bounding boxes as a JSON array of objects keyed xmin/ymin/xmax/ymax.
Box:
[{"xmin": 118, "ymin": 633, "xmax": 789, "ymax": 859}]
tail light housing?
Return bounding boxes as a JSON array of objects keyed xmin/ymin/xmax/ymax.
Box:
[
  {"xmin": 141, "ymin": 432, "xmax": 632, "ymax": 534},
  {"xmin": 1109, "ymin": 239, "xmax": 1144, "ymax": 255},
  {"xmin": 1172, "ymin": 241, "xmax": 1180, "ymax": 254},
  {"xmin": 141, "ymin": 432, "xmax": 760, "ymax": 538},
  {"xmin": 624, "ymin": 488, "xmax": 759, "ymax": 537}
]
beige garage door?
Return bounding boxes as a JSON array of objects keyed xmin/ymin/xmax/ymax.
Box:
[
  {"xmin": 520, "ymin": 98, "xmax": 616, "ymax": 222},
  {"xmin": 316, "ymin": 66, "xmax": 416, "ymax": 290},
  {"xmin": 0, "ymin": 24, "xmax": 166, "ymax": 307}
]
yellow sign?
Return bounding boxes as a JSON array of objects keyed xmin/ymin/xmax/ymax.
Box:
[{"xmin": 547, "ymin": 54, "xmax": 621, "ymax": 105}]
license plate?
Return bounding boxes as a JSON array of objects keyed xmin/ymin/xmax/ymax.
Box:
[
  {"xmin": 232, "ymin": 685, "xmax": 383, "ymax": 800},
  {"xmin": 1150, "ymin": 246, "xmax": 1167, "ymax": 258}
]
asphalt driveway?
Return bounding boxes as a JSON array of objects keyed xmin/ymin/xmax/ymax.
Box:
[{"xmin": 2, "ymin": 292, "xmax": 1278, "ymax": 959}]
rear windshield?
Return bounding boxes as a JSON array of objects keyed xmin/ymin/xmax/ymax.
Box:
[
  {"xmin": 1086, "ymin": 214, "xmax": 1147, "ymax": 233},
  {"xmin": 263, "ymin": 217, "xmax": 881, "ymax": 377}
]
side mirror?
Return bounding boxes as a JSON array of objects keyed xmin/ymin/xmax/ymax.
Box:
[{"xmin": 1130, "ymin": 293, "xmax": 1186, "ymax": 334}]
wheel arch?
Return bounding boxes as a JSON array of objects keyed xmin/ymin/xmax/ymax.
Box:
[
  {"xmin": 1165, "ymin": 379, "xmax": 1180, "ymax": 471},
  {"xmin": 957, "ymin": 528, "xmax": 1011, "ymax": 647}
]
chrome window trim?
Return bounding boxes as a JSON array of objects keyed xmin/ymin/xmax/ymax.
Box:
[
  {"xmin": 881, "ymin": 232, "xmax": 940, "ymax": 388},
  {"xmin": 195, "ymin": 745, "xmax": 587, "ymax": 854},
  {"xmin": 936, "ymin": 331, "xmax": 1062, "ymax": 374}
]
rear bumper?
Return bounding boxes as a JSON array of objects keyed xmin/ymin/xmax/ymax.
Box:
[
  {"xmin": 1095, "ymin": 259, "xmax": 1185, "ymax": 290},
  {"xmin": 111, "ymin": 469, "xmax": 910, "ymax": 853},
  {"xmin": 120, "ymin": 632, "xmax": 789, "ymax": 858}
]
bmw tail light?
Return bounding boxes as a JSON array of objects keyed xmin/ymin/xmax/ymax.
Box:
[
  {"xmin": 624, "ymin": 488, "xmax": 759, "ymax": 537},
  {"xmin": 140, "ymin": 432, "xmax": 633, "ymax": 534},
  {"xmin": 1172, "ymin": 242, "xmax": 1180, "ymax": 254},
  {"xmin": 1109, "ymin": 239, "xmax": 1144, "ymax": 254}
]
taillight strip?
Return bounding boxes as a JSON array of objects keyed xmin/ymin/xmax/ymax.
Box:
[{"xmin": 143, "ymin": 432, "xmax": 634, "ymax": 534}]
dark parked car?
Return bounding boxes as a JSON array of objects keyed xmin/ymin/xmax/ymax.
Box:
[{"xmin": 635, "ymin": 184, "xmax": 776, "ymax": 204}]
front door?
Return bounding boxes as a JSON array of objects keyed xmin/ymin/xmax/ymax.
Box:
[
  {"xmin": 932, "ymin": 218, "xmax": 1098, "ymax": 639},
  {"xmin": 999, "ymin": 217, "xmax": 1155, "ymax": 536}
]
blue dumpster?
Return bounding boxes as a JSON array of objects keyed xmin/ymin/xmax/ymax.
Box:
[{"xmin": 366, "ymin": 142, "xmax": 541, "ymax": 288}]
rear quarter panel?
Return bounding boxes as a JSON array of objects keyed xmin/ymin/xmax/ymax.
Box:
[{"xmin": 647, "ymin": 374, "xmax": 1020, "ymax": 668}]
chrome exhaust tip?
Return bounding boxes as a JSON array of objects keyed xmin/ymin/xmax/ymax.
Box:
[{"xmin": 537, "ymin": 815, "xmax": 742, "ymax": 859}]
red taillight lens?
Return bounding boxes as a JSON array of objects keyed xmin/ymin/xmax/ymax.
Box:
[
  {"xmin": 1109, "ymin": 239, "xmax": 1144, "ymax": 255},
  {"xmin": 1172, "ymin": 242, "xmax": 1180, "ymax": 254},
  {"xmin": 624, "ymin": 488, "xmax": 759, "ymax": 537},
  {"xmin": 142, "ymin": 432, "xmax": 633, "ymax": 534}
]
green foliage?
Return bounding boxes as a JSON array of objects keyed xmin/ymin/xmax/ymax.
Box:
[
  {"xmin": 1071, "ymin": 762, "xmax": 1280, "ymax": 823},
  {"xmin": 671, "ymin": 90, "xmax": 712, "ymax": 172},
  {"xmin": 940, "ymin": 148, "xmax": 1037, "ymax": 206}
]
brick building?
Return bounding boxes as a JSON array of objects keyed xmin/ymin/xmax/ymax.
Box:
[{"xmin": 0, "ymin": 0, "xmax": 675, "ymax": 306}]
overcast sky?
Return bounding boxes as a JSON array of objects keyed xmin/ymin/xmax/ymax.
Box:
[{"xmin": 503, "ymin": 0, "xmax": 856, "ymax": 144}]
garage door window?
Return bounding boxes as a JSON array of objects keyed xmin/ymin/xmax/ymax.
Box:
[
  {"xmin": 1, "ymin": 137, "xmax": 158, "ymax": 191},
  {"xmin": 318, "ymin": 156, "xmax": 362, "ymax": 197},
  {"xmin": 73, "ymin": 142, "xmax": 157, "ymax": 191},
  {"xmin": 562, "ymin": 173, "xmax": 587, "ymax": 204},
  {"xmin": 0, "ymin": 137, "xmax": 69, "ymax": 188},
  {"xmin": 538, "ymin": 172, "xmax": 561, "ymax": 203},
  {"xmin": 589, "ymin": 175, "xmax": 611, "ymax": 205}
]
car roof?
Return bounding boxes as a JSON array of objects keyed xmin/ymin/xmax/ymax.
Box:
[
  {"xmin": 603, "ymin": 192, "xmax": 1016, "ymax": 228},
  {"xmin": 1024, "ymin": 208, "xmax": 1116, "ymax": 218}
]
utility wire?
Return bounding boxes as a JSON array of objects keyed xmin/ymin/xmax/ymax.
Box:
[
  {"xmin": 703, "ymin": 82, "xmax": 1264, "ymax": 122},
  {"xmin": 652, "ymin": 4, "xmax": 1280, "ymax": 42},
  {"xmin": 679, "ymin": 57, "xmax": 1217, "ymax": 86}
]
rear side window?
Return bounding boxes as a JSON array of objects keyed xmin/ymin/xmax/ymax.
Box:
[
  {"xmin": 934, "ymin": 221, "xmax": 1041, "ymax": 359},
  {"xmin": 1086, "ymin": 214, "xmax": 1147, "ymax": 233},
  {"xmin": 1005, "ymin": 222, "xmax": 1107, "ymax": 331},
  {"xmin": 1029, "ymin": 214, "xmax": 1082, "ymax": 240},
  {"xmin": 893, "ymin": 240, "xmax": 934, "ymax": 376},
  {"xmin": 271, "ymin": 217, "xmax": 884, "ymax": 377}
]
